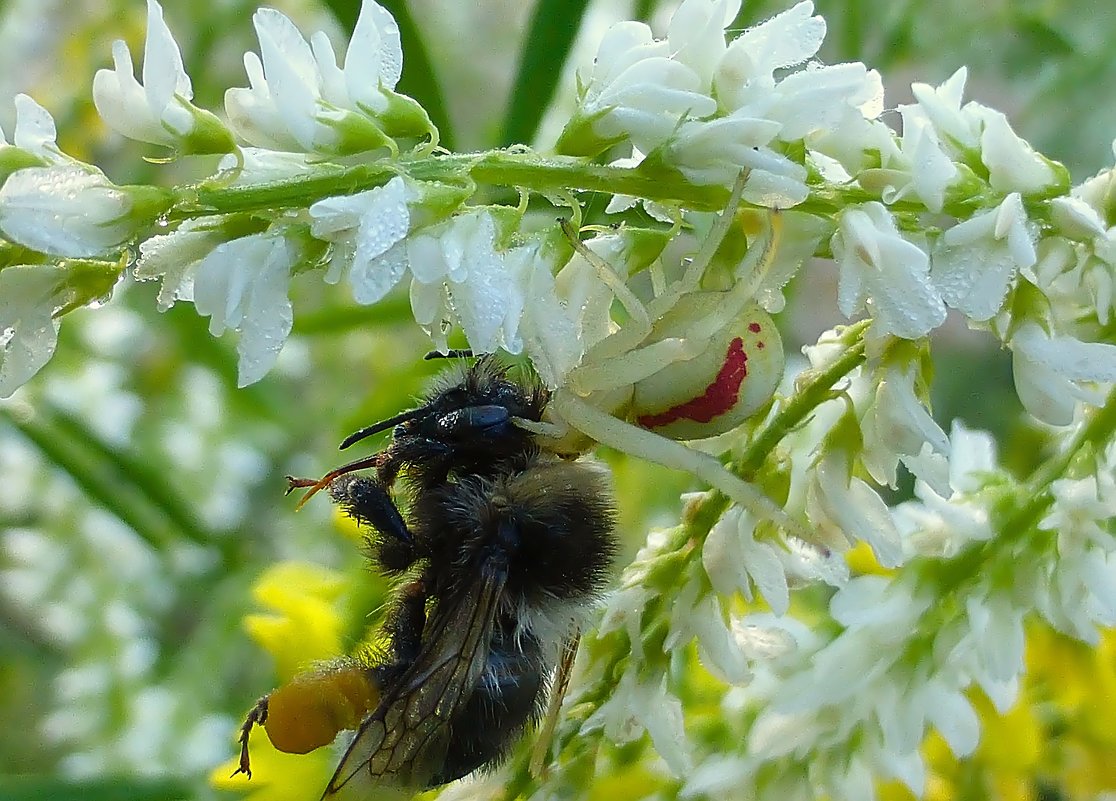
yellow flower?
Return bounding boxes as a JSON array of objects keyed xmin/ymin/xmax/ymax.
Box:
[
  {"xmin": 243, "ymin": 561, "xmax": 348, "ymax": 680},
  {"xmin": 213, "ymin": 561, "xmax": 352, "ymax": 799},
  {"xmin": 845, "ymin": 540, "xmax": 895, "ymax": 576},
  {"xmin": 211, "ymin": 739, "xmax": 334, "ymax": 801}
]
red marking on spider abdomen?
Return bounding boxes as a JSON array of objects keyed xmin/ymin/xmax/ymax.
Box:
[{"xmin": 637, "ymin": 337, "xmax": 748, "ymax": 428}]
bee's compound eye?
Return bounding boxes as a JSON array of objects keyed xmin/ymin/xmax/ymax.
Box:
[
  {"xmin": 632, "ymin": 301, "xmax": 784, "ymax": 441},
  {"xmin": 438, "ymin": 405, "xmax": 512, "ymax": 436}
]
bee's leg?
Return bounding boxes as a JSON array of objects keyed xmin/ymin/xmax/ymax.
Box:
[
  {"xmin": 232, "ymin": 696, "xmax": 269, "ymax": 778},
  {"xmin": 233, "ymin": 656, "xmax": 384, "ymax": 778},
  {"xmin": 529, "ymin": 632, "xmax": 581, "ymax": 778},
  {"xmin": 326, "ymin": 473, "xmax": 414, "ymax": 545},
  {"xmin": 385, "ymin": 577, "xmax": 429, "ymax": 666}
]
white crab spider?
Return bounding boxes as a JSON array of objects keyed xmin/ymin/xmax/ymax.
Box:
[{"xmin": 521, "ymin": 171, "xmax": 802, "ymax": 536}]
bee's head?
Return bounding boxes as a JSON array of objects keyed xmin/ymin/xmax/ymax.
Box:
[
  {"xmin": 335, "ymin": 357, "xmax": 547, "ymax": 479},
  {"xmin": 400, "ymin": 359, "xmax": 546, "ymax": 462}
]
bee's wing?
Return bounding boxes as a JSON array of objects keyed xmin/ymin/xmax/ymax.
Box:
[{"xmin": 322, "ymin": 560, "xmax": 508, "ymax": 797}]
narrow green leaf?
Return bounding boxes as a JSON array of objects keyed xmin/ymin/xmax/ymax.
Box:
[
  {"xmin": 0, "ymin": 776, "xmax": 191, "ymax": 801},
  {"xmin": 46, "ymin": 408, "xmax": 213, "ymax": 546},
  {"xmin": 321, "ymin": 0, "xmax": 455, "ymax": 150},
  {"xmin": 0, "ymin": 406, "xmax": 209, "ymax": 554},
  {"xmin": 500, "ymin": 0, "xmax": 592, "ymax": 147}
]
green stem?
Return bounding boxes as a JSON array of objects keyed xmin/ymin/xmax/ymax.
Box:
[
  {"xmin": 1005, "ymin": 385, "xmax": 1116, "ymax": 535},
  {"xmin": 176, "ymin": 148, "xmax": 992, "ymax": 225},
  {"xmin": 180, "ymin": 152, "xmax": 742, "ymax": 218},
  {"xmin": 906, "ymin": 389, "xmax": 1116, "ymax": 650}
]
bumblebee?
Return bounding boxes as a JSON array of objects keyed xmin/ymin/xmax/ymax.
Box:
[{"xmin": 235, "ymin": 357, "xmax": 617, "ymax": 795}]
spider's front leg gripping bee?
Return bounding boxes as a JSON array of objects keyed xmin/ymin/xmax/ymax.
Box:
[{"xmin": 235, "ymin": 659, "xmax": 381, "ymax": 778}]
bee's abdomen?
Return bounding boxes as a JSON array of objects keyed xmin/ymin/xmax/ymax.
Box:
[{"xmin": 432, "ymin": 641, "xmax": 546, "ymax": 785}]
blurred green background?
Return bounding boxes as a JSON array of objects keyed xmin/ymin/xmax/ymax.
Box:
[{"xmin": 1, "ymin": 0, "xmax": 1113, "ymax": 799}]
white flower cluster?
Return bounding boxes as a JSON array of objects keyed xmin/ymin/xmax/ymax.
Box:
[
  {"xmin": 668, "ymin": 422, "xmax": 1116, "ymax": 801},
  {"xmin": 560, "ymin": 0, "xmax": 876, "ymax": 205},
  {"xmin": 0, "ymin": 0, "xmax": 1110, "ymax": 411},
  {"xmin": 0, "ymin": 350, "xmax": 260, "ymax": 777}
]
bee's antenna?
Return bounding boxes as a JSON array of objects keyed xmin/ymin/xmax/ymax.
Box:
[
  {"xmin": 423, "ymin": 349, "xmax": 475, "ymax": 361},
  {"xmin": 285, "ymin": 452, "xmax": 386, "ymax": 509},
  {"xmin": 339, "ymin": 407, "xmax": 428, "ymax": 451}
]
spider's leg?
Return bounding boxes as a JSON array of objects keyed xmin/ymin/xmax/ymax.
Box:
[
  {"xmin": 646, "ymin": 169, "xmax": 751, "ymax": 320},
  {"xmin": 567, "ymin": 337, "xmax": 705, "ymax": 395},
  {"xmin": 680, "ymin": 209, "xmax": 783, "ymax": 344},
  {"xmin": 566, "ymin": 210, "xmax": 783, "ymax": 397},
  {"xmin": 550, "ymin": 391, "xmax": 809, "ymax": 541},
  {"xmin": 561, "ymin": 219, "xmax": 654, "ymax": 361},
  {"xmin": 511, "ymin": 416, "xmax": 570, "ymax": 440}
]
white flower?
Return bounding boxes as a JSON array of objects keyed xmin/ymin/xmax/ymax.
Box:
[
  {"xmin": 714, "ymin": 1, "xmax": 826, "ymax": 112},
  {"xmin": 191, "ymin": 232, "xmax": 298, "ymax": 387},
  {"xmin": 665, "ymin": 582, "xmax": 751, "ymax": 685},
  {"xmin": 335, "ymin": 0, "xmax": 404, "ymax": 115},
  {"xmin": 767, "ymin": 61, "xmax": 884, "ymax": 147},
  {"xmin": 135, "ymin": 217, "xmax": 226, "ymax": 310},
  {"xmin": 596, "ymin": 583, "xmax": 654, "ymax": 660},
  {"xmin": 860, "ymin": 363, "xmax": 951, "ymax": 495},
  {"xmin": 518, "ymin": 248, "xmax": 591, "ymax": 388},
  {"xmin": 1047, "ymin": 196, "xmax": 1116, "ymax": 324},
  {"xmin": 764, "ymin": 580, "xmax": 927, "ymax": 717},
  {"xmin": 931, "ymin": 193, "xmax": 1036, "ymax": 321},
  {"xmin": 1042, "ymin": 475, "xmax": 1116, "ymax": 558},
  {"xmin": 309, "ymin": 176, "xmax": 414, "ymax": 304},
  {"xmin": 3, "ymin": 94, "xmax": 64, "ymax": 162},
  {"xmin": 559, "ymin": 19, "xmax": 715, "ymax": 156},
  {"xmin": 680, "ymin": 756, "xmax": 756, "ymax": 800},
  {"xmin": 92, "ymin": 0, "xmax": 233, "ymax": 154},
  {"xmin": 858, "ymin": 102, "xmax": 957, "ymax": 212},
  {"xmin": 224, "ymin": 1, "xmax": 411, "ymax": 154},
  {"xmin": 407, "ymin": 210, "xmax": 529, "ymax": 355},
  {"xmin": 1009, "ymin": 322, "xmax": 1116, "ymax": 425},
  {"xmin": 806, "ymin": 454, "xmax": 904, "ymax": 567},
  {"xmin": 583, "ymin": 670, "xmax": 691, "ymax": 775},
  {"xmin": 663, "ymin": 115, "xmax": 809, "ymax": 205},
  {"xmin": 962, "ymin": 595, "xmax": 1025, "ymax": 702},
  {"xmin": 0, "ymin": 165, "xmax": 143, "ymax": 257},
  {"xmin": 908, "ymin": 68, "xmax": 979, "ymax": 153},
  {"xmin": 667, "ymin": 0, "xmax": 741, "ymax": 89},
  {"xmin": 831, "ymin": 202, "xmax": 946, "ymax": 339},
  {"xmin": 215, "ymin": 148, "xmax": 316, "ymax": 186},
  {"xmin": 911, "ymin": 68, "xmax": 1061, "ymax": 195},
  {"xmin": 703, "ymin": 506, "xmax": 791, "ymax": 614},
  {"xmin": 0, "ymin": 264, "xmax": 64, "ymax": 397},
  {"xmin": 944, "ymin": 420, "xmax": 998, "ymax": 494},
  {"xmin": 893, "ymin": 422, "xmax": 997, "ymax": 558},
  {"xmin": 1031, "ymin": 475, "xmax": 1116, "ymax": 642},
  {"xmin": 1, "ymin": 99, "xmax": 174, "ymax": 257},
  {"xmin": 975, "ymin": 106, "xmax": 1061, "ymax": 195},
  {"xmin": 750, "ymin": 576, "xmax": 986, "ymax": 789},
  {"xmin": 1050, "ymin": 195, "xmax": 1107, "ymax": 241}
]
